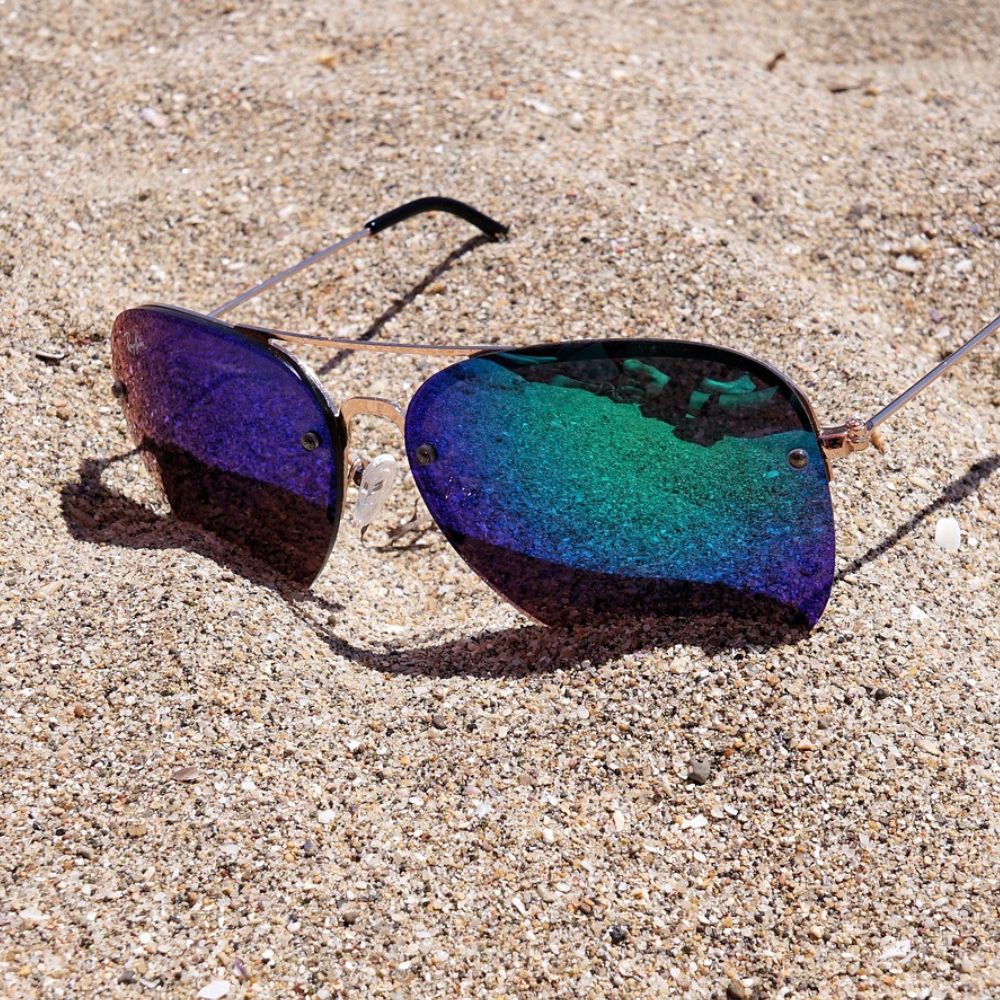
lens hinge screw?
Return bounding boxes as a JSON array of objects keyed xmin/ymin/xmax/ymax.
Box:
[
  {"xmin": 787, "ymin": 448, "xmax": 809, "ymax": 470},
  {"xmin": 111, "ymin": 380, "xmax": 127, "ymax": 400},
  {"xmin": 300, "ymin": 431, "xmax": 321, "ymax": 452},
  {"xmin": 415, "ymin": 443, "xmax": 437, "ymax": 466}
]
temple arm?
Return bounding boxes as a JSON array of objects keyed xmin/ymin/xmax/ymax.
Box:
[
  {"xmin": 867, "ymin": 311, "xmax": 999, "ymax": 428},
  {"xmin": 822, "ymin": 311, "xmax": 999, "ymax": 460},
  {"xmin": 209, "ymin": 197, "xmax": 508, "ymax": 319}
]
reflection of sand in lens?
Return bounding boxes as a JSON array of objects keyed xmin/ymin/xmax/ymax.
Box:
[
  {"xmin": 407, "ymin": 342, "xmax": 835, "ymax": 626},
  {"xmin": 452, "ymin": 537, "xmax": 812, "ymax": 627},
  {"xmin": 144, "ymin": 438, "xmax": 334, "ymax": 583}
]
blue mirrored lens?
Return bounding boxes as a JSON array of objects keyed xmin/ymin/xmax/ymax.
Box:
[{"xmin": 111, "ymin": 307, "xmax": 342, "ymax": 583}]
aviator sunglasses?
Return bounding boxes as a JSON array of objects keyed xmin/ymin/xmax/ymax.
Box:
[{"xmin": 110, "ymin": 197, "xmax": 998, "ymax": 628}]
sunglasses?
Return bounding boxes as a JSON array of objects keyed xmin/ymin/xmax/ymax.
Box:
[{"xmin": 110, "ymin": 196, "xmax": 998, "ymax": 628}]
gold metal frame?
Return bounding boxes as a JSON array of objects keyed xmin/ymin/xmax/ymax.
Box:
[
  {"xmin": 818, "ymin": 420, "xmax": 872, "ymax": 461},
  {"xmin": 234, "ymin": 321, "xmax": 493, "ymax": 359}
]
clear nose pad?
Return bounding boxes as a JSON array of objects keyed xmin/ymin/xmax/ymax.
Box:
[{"xmin": 351, "ymin": 453, "xmax": 400, "ymax": 538}]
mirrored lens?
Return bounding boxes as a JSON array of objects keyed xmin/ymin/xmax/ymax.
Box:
[
  {"xmin": 111, "ymin": 307, "xmax": 343, "ymax": 583},
  {"xmin": 406, "ymin": 341, "xmax": 835, "ymax": 626}
]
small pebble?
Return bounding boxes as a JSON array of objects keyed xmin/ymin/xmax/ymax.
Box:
[
  {"xmin": 680, "ymin": 814, "xmax": 708, "ymax": 830},
  {"xmin": 19, "ymin": 906, "xmax": 47, "ymax": 926},
  {"xmin": 302, "ymin": 838, "xmax": 318, "ymax": 857},
  {"xmin": 431, "ymin": 712, "xmax": 448, "ymax": 730},
  {"xmin": 609, "ymin": 925, "xmax": 628, "ymax": 945},
  {"xmin": 904, "ymin": 234, "xmax": 931, "ymax": 258},
  {"xmin": 686, "ymin": 758, "xmax": 713, "ymax": 785},
  {"xmin": 726, "ymin": 979, "xmax": 751, "ymax": 1000},
  {"xmin": 894, "ymin": 254, "xmax": 921, "ymax": 273},
  {"xmin": 765, "ymin": 50, "xmax": 786, "ymax": 72},
  {"xmin": 139, "ymin": 106, "xmax": 168, "ymax": 129},
  {"xmin": 524, "ymin": 97, "xmax": 557, "ymax": 116},
  {"xmin": 878, "ymin": 938, "xmax": 912, "ymax": 963}
]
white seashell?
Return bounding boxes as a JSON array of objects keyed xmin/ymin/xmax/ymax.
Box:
[
  {"xmin": 197, "ymin": 981, "xmax": 231, "ymax": 1000},
  {"xmin": 934, "ymin": 517, "xmax": 961, "ymax": 552},
  {"xmin": 878, "ymin": 938, "xmax": 912, "ymax": 963},
  {"xmin": 680, "ymin": 814, "xmax": 708, "ymax": 830}
]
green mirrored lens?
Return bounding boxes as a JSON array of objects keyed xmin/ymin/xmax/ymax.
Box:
[{"xmin": 406, "ymin": 340, "xmax": 836, "ymax": 626}]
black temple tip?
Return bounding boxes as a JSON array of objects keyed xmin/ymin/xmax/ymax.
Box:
[{"xmin": 365, "ymin": 197, "xmax": 509, "ymax": 241}]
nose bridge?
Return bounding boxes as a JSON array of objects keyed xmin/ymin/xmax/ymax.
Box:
[
  {"xmin": 338, "ymin": 396, "xmax": 405, "ymax": 482},
  {"xmin": 337, "ymin": 396, "xmax": 407, "ymax": 533},
  {"xmin": 339, "ymin": 395, "xmax": 406, "ymax": 434}
]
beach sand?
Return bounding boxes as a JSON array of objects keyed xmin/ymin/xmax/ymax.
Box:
[{"xmin": 1, "ymin": 1, "xmax": 998, "ymax": 996}]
